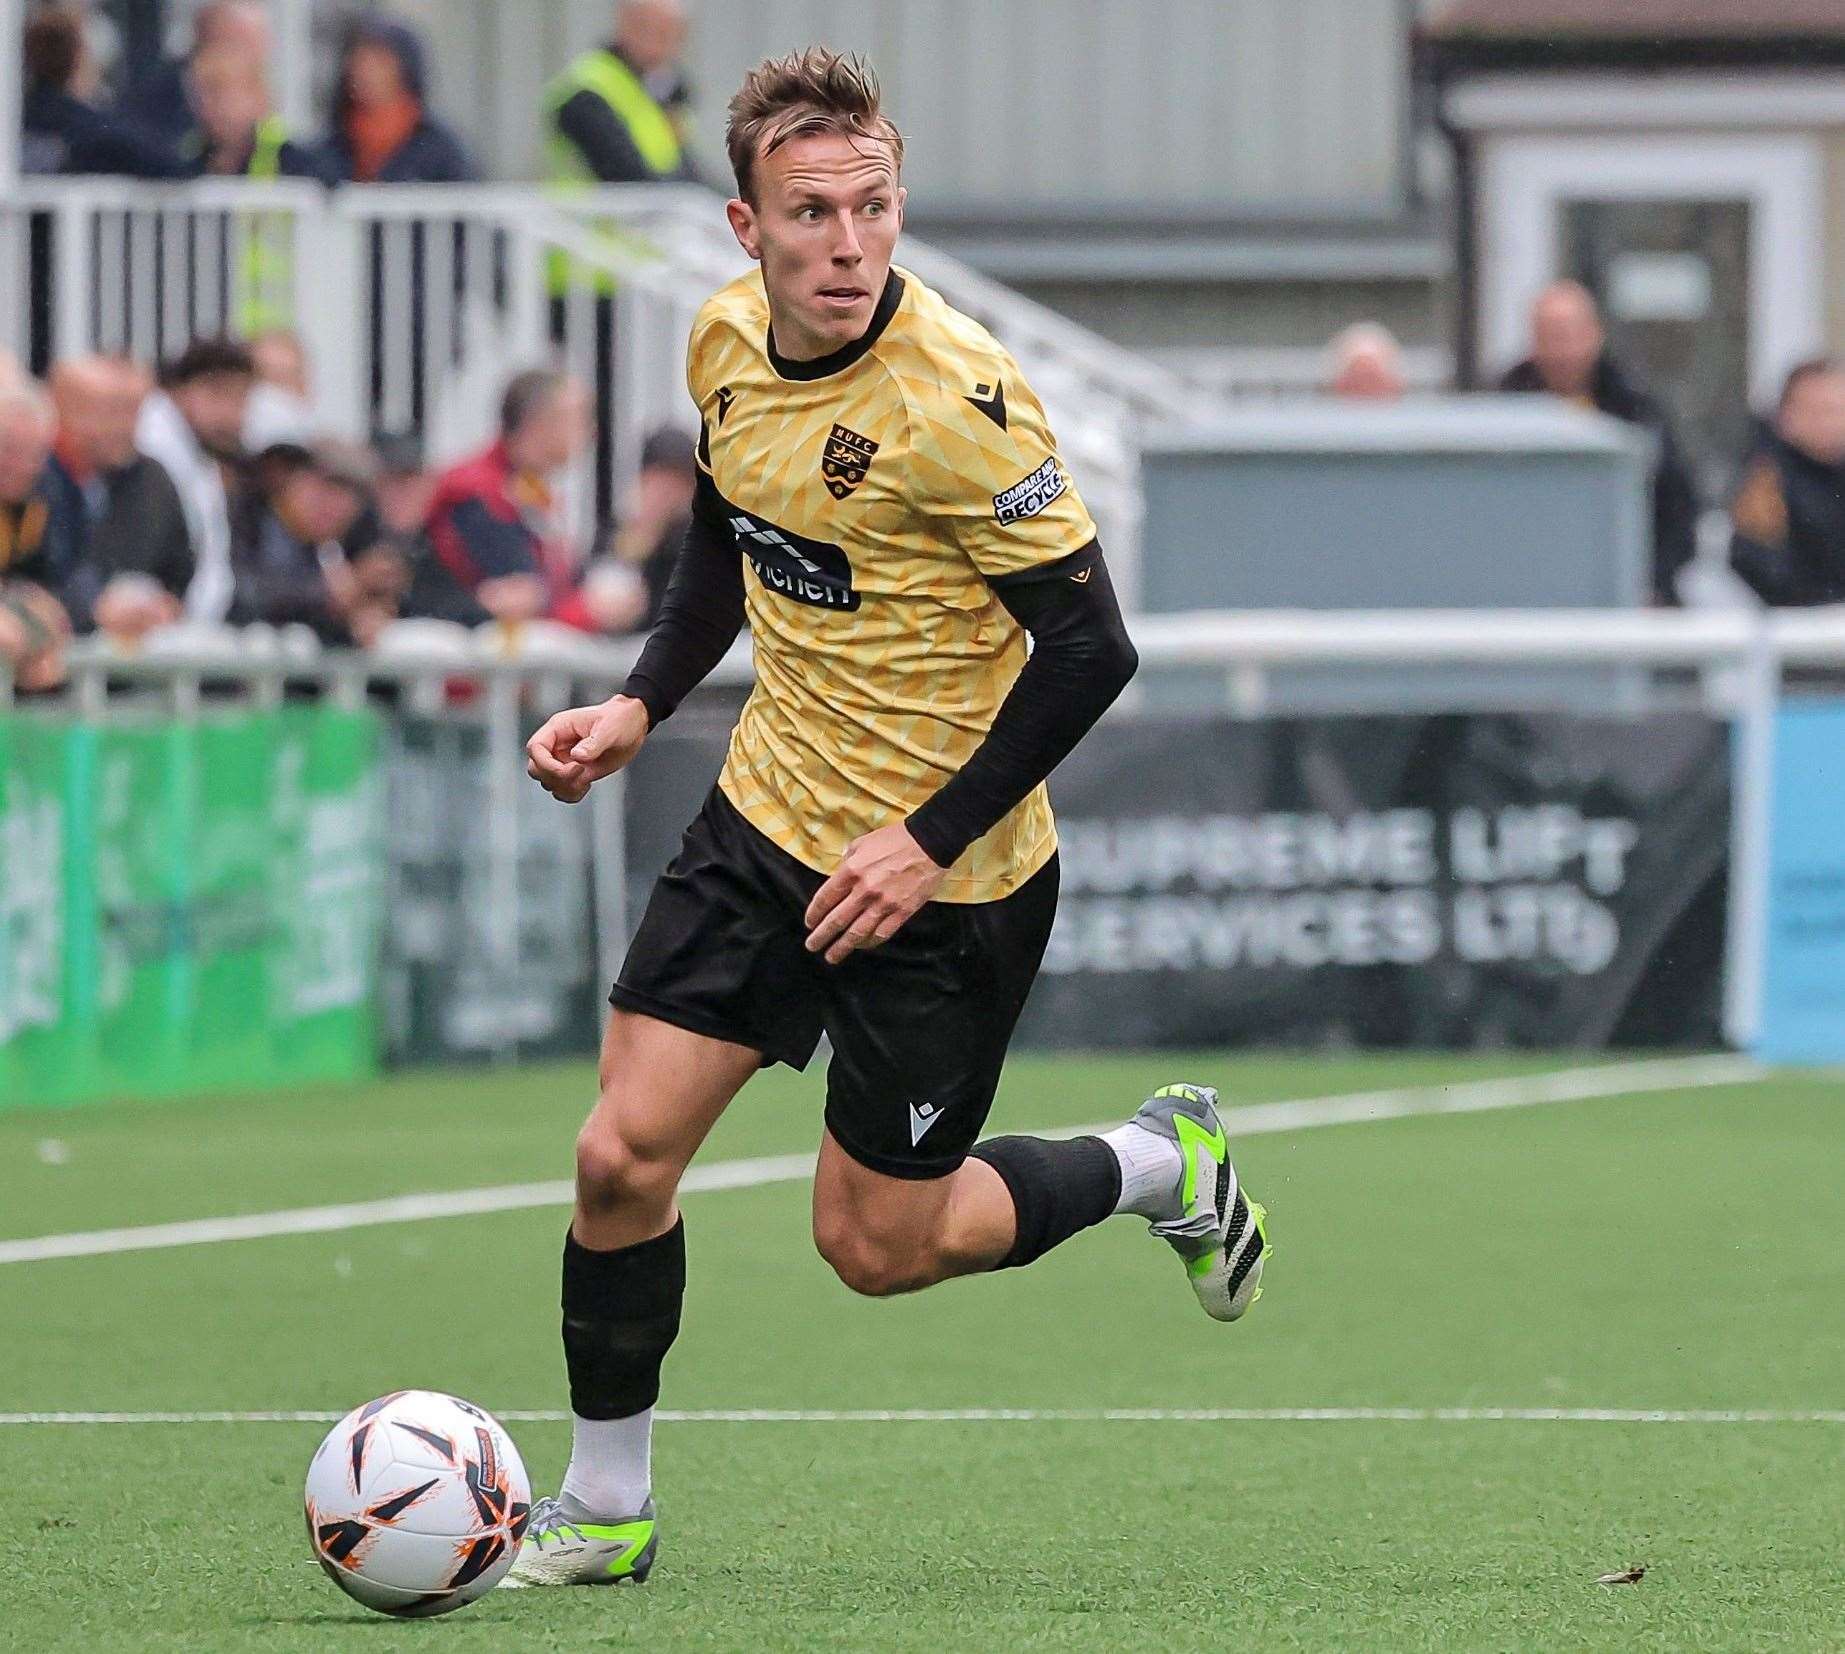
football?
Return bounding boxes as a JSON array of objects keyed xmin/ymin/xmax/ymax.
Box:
[{"xmin": 303, "ymin": 1390, "xmax": 532, "ymax": 1618}]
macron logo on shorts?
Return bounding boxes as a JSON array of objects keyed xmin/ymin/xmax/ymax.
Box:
[{"xmin": 908, "ymin": 1101, "xmax": 947, "ymax": 1147}]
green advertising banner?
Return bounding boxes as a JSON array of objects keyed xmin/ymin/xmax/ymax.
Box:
[{"xmin": 0, "ymin": 705, "xmax": 382, "ymax": 1109}]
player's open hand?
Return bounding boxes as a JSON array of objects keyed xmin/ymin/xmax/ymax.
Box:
[
  {"xmin": 526, "ymin": 694, "xmax": 649, "ymax": 804},
  {"xmin": 804, "ymin": 823, "xmax": 947, "ymax": 965}
]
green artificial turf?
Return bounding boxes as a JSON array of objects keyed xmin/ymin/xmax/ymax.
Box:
[{"xmin": 4, "ymin": 1054, "xmax": 1842, "ymax": 1650}]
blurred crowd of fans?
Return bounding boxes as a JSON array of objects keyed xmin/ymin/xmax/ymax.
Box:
[
  {"xmin": 0, "ymin": 334, "xmax": 695, "ymax": 688},
  {"xmin": 4, "ymin": 0, "xmax": 708, "ymax": 687},
  {"xmin": 22, "ymin": 0, "xmax": 700, "ymax": 188},
  {"xmin": 6, "ymin": 1, "xmax": 1843, "ymax": 688}
]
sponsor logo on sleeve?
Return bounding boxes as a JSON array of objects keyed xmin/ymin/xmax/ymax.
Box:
[{"xmin": 993, "ymin": 457, "xmax": 1067, "ymax": 525}]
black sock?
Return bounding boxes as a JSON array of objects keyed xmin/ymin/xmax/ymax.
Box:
[
  {"xmin": 968, "ymin": 1135, "xmax": 1122, "ymax": 1270},
  {"xmin": 561, "ymin": 1219, "xmax": 686, "ymax": 1419}
]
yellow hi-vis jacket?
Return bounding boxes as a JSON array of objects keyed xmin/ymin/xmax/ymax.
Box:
[{"xmin": 542, "ymin": 49, "xmax": 684, "ymax": 296}]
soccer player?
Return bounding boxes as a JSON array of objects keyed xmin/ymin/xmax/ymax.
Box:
[{"xmin": 508, "ymin": 48, "xmax": 1270, "ymax": 1589}]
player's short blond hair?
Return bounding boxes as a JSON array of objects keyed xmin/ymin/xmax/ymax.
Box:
[{"xmin": 725, "ymin": 47, "xmax": 904, "ymax": 206}]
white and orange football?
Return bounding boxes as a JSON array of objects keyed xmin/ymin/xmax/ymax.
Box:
[{"xmin": 303, "ymin": 1390, "xmax": 531, "ymax": 1618}]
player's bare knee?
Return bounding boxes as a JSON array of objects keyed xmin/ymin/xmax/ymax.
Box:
[
  {"xmin": 574, "ymin": 1124, "xmax": 677, "ymax": 1223},
  {"xmin": 812, "ymin": 1221, "xmax": 927, "ymax": 1297}
]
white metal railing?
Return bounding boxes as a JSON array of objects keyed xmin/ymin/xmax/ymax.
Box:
[
  {"xmin": 0, "ymin": 179, "xmax": 1198, "ymax": 585},
  {"xmin": 13, "ymin": 603, "xmax": 1845, "ymax": 1057},
  {"xmin": 25, "ymin": 605, "xmax": 1843, "ymax": 712}
]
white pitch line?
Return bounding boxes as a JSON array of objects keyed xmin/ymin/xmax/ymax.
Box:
[
  {"xmin": 0, "ymin": 1056, "xmax": 1761, "ymax": 1267},
  {"xmin": 2, "ymin": 1406, "xmax": 1840, "ymax": 1427}
]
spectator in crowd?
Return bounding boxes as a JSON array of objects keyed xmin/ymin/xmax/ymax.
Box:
[
  {"xmin": 407, "ymin": 370, "xmax": 592, "ymax": 628},
  {"xmin": 244, "ymin": 327, "xmax": 316, "ymax": 451},
  {"xmin": 319, "ymin": 16, "xmax": 477, "ymax": 184},
  {"xmin": 182, "ymin": 42, "xmax": 333, "ymax": 183},
  {"xmin": 122, "ymin": 0, "xmax": 269, "ymax": 153},
  {"xmin": 138, "ymin": 336, "xmax": 256, "ymax": 624},
  {"xmin": 1729, "ymin": 358, "xmax": 1845, "ymax": 608},
  {"xmin": 329, "ymin": 431, "xmax": 429, "ymax": 630},
  {"xmin": 183, "ymin": 40, "xmax": 334, "ymax": 332},
  {"xmin": 1327, "ymin": 323, "xmax": 1407, "ymax": 402},
  {"xmin": 230, "ymin": 438, "xmax": 388, "ymax": 645},
  {"xmin": 370, "ymin": 431, "xmax": 436, "ymax": 559},
  {"xmin": 1500, "ymin": 280, "xmax": 1699, "ymax": 606},
  {"xmin": 22, "ymin": 6, "xmax": 186, "ymax": 179},
  {"xmin": 45, "ymin": 356, "xmax": 192, "ymax": 639},
  {"xmin": 544, "ymin": 0, "xmax": 699, "ymax": 524},
  {"xmin": 563, "ymin": 425, "xmax": 696, "ymax": 635},
  {"xmin": 0, "ymin": 381, "xmax": 74, "ymax": 690},
  {"xmin": 616, "ymin": 425, "xmax": 697, "ymax": 628},
  {"xmin": 545, "ymin": 0, "xmax": 701, "ymax": 187},
  {"xmin": 317, "ymin": 17, "xmax": 480, "ymax": 433}
]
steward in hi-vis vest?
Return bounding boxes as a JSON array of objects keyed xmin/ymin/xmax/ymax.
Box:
[
  {"xmin": 183, "ymin": 45, "xmax": 335, "ymax": 332},
  {"xmin": 542, "ymin": 39, "xmax": 700, "ymax": 293}
]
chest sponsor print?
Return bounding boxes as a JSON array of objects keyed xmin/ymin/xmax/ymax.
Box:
[
  {"xmin": 729, "ymin": 512, "xmax": 861, "ymax": 610},
  {"xmin": 821, "ymin": 423, "xmax": 880, "ymax": 501}
]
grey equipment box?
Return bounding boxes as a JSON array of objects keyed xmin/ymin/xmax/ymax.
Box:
[{"xmin": 1138, "ymin": 397, "xmax": 1656, "ymax": 712}]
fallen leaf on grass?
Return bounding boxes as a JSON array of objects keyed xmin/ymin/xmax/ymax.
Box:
[{"xmin": 1596, "ymin": 1565, "xmax": 1647, "ymax": 1586}]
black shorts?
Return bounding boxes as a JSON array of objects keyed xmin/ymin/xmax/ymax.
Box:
[{"xmin": 611, "ymin": 786, "xmax": 1059, "ymax": 1180}]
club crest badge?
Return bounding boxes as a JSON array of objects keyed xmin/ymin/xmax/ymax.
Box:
[{"xmin": 821, "ymin": 423, "xmax": 879, "ymax": 501}]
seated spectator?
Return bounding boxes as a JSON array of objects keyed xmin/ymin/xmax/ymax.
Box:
[
  {"xmin": 407, "ymin": 370, "xmax": 593, "ymax": 628},
  {"xmin": 22, "ymin": 7, "xmax": 185, "ymax": 178},
  {"xmin": 325, "ymin": 431, "xmax": 430, "ymax": 631},
  {"xmin": 230, "ymin": 438, "xmax": 388, "ymax": 645},
  {"xmin": 1500, "ymin": 280, "xmax": 1698, "ymax": 606},
  {"xmin": 138, "ymin": 337, "xmax": 257, "ymax": 623},
  {"xmin": 121, "ymin": 0, "xmax": 268, "ymax": 153},
  {"xmin": 371, "ymin": 432, "xmax": 436, "ymax": 556},
  {"xmin": 45, "ymin": 356, "xmax": 193, "ymax": 640},
  {"xmin": 319, "ymin": 17, "xmax": 477, "ymax": 184},
  {"xmin": 183, "ymin": 42, "xmax": 334, "ymax": 183},
  {"xmin": 0, "ymin": 381, "xmax": 75, "ymax": 689},
  {"xmin": 1730, "ymin": 358, "xmax": 1845, "ymax": 608},
  {"xmin": 244, "ymin": 328, "xmax": 316, "ymax": 451},
  {"xmin": 560, "ymin": 426, "xmax": 698, "ymax": 636},
  {"xmin": 1326, "ymin": 323, "xmax": 1407, "ymax": 402},
  {"xmin": 604, "ymin": 424, "xmax": 696, "ymax": 630}
]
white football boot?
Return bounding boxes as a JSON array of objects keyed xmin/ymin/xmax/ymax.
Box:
[
  {"xmin": 1131, "ymin": 1082, "xmax": 1270, "ymax": 1322},
  {"xmin": 500, "ymin": 1495, "xmax": 657, "ymax": 1588}
]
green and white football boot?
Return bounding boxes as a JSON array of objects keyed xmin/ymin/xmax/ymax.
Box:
[
  {"xmin": 500, "ymin": 1495, "xmax": 657, "ymax": 1588},
  {"xmin": 1134, "ymin": 1082, "xmax": 1270, "ymax": 1322}
]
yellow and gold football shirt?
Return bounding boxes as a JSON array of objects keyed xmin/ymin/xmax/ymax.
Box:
[{"xmin": 687, "ymin": 265, "xmax": 1097, "ymax": 903}]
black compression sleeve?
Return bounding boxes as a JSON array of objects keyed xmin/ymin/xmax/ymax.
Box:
[
  {"xmin": 620, "ymin": 469, "xmax": 744, "ymax": 729},
  {"xmin": 905, "ymin": 540, "xmax": 1137, "ymax": 869}
]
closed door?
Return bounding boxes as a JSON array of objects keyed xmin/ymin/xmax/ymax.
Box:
[{"xmin": 1563, "ymin": 197, "xmax": 1752, "ymax": 500}]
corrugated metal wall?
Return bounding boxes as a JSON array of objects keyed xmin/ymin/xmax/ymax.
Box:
[
  {"xmin": 682, "ymin": 0, "xmax": 1408, "ymax": 212},
  {"xmin": 411, "ymin": 0, "xmax": 1411, "ymax": 212}
]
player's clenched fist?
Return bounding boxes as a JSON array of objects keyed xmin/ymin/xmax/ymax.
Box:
[{"xmin": 526, "ymin": 694, "xmax": 650, "ymax": 803}]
